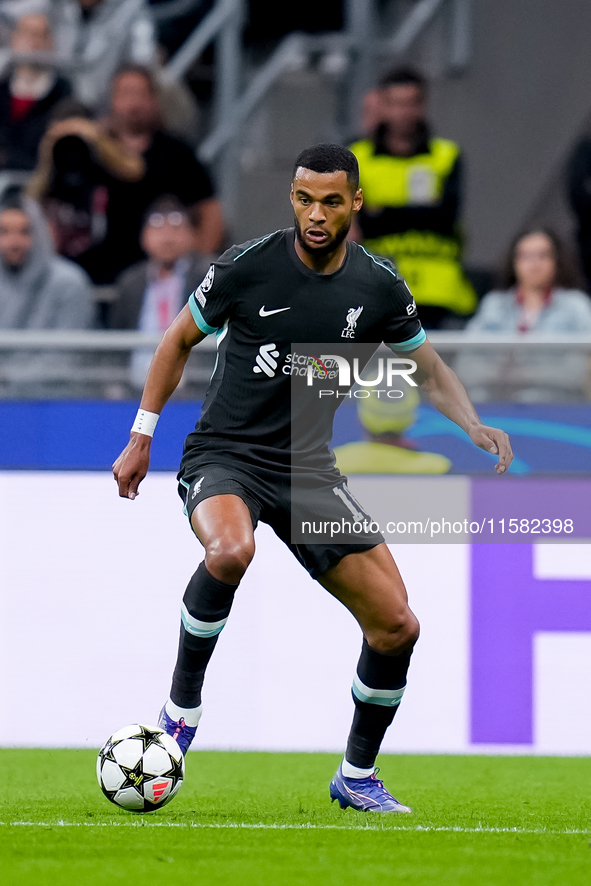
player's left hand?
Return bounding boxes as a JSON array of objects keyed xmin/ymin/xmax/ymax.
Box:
[{"xmin": 468, "ymin": 424, "xmax": 513, "ymax": 475}]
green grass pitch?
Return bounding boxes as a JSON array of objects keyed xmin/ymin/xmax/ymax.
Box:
[{"xmin": 2, "ymin": 750, "xmax": 591, "ymax": 885}]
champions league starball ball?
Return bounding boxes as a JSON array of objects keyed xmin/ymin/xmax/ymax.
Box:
[{"xmin": 97, "ymin": 724, "xmax": 185, "ymax": 812}]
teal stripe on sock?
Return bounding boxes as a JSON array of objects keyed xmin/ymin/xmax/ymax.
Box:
[{"xmin": 352, "ymin": 674, "xmax": 406, "ymax": 707}]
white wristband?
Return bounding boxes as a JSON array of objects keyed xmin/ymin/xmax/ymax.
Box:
[{"xmin": 131, "ymin": 409, "xmax": 159, "ymax": 437}]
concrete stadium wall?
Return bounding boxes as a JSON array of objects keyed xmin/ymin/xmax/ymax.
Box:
[
  {"xmin": 232, "ymin": 2, "xmax": 591, "ymax": 268},
  {"xmin": 428, "ymin": 0, "xmax": 591, "ymax": 267},
  {"xmin": 1, "ymin": 471, "xmax": 590, "ymax": 754}
]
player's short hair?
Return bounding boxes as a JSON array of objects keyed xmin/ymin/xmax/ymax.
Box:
[
  {"xmin": 292, "ymin": 143, "xmax": 360, "ymax": 193},
  {"xmin": 378, "ymin": 66, "xmax": 427, "ymax": 92}
]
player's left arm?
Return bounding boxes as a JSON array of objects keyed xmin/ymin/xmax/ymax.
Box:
[{"xmin": 408, "ymin": 340, "xmax": 513, "ymax": 475}]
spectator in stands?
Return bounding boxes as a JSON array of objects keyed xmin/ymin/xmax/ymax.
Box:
[
  {"xmin": 111, "ymin": 193, "xmax": 209, "ymax": 330},
  {"xmin": 0, "ymin": 13, "xmax": 71, "ymax": 171},
  {"xmin": 567, "ymin": 136, "xmax": 591, "ymax": 293},
  {"xmin": 0, "ymin": 188, "xmax": 93, "ymax": 328},
  {"xmin": 349, "ymin": 66, "xmax": 476, "ymax": 329},
  {"xmin": 465, "ymin": 228, "xmax": 591, "ymax": 335},
  {"xmin": 111, "ymin": 193, "xmax": 211, "ymax": 386},
  {"xmin": 28, "ymin": 64, "xmax": 224, "ymax": 286},
  {"xmin": 0, "ymin": 2, "xmax": 43, "ymax": 41},
  {"xmin": 456, "ymin": 228, "xmax": 591, "ymax": 402},
  {"xmin": 50, "ymin": 0, "xmax": 156, "ymax": 112}
]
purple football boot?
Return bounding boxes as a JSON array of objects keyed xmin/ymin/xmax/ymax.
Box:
[
  {"xmin": 330, "ymin": 764, "xmax": 412, "ymax": 813},
  {"xmin": 157, "ymin": 705, "xmax": 197, "ymax": 756}
]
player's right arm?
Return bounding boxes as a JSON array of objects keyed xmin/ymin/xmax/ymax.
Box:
[{"xmin": 112, "ymin": 304, "xmax": 206, "ymax": 500}]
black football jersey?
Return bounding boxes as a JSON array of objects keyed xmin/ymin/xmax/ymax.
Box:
[{"xmin": 184, "ymin": 228, "xmax": 426, "ymax": 470}]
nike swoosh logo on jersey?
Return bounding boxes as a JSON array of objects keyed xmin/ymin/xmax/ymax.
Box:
[{"xmin": 259, "ymin": 306, "xmax": 291, "ymax": 317}]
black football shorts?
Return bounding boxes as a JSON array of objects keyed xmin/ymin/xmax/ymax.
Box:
[{"xmin": 177, "ymin": 455, "xmax": 384, "ymax": 580}]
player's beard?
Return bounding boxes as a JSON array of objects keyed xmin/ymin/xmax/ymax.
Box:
[{"xmin": 294, "ymin": 215, "xmax": 352, "ymax": 257}]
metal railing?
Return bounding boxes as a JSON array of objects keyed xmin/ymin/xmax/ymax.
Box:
[
  {"xmin": 0, "ymin": 331, "xmax": 589, "ymax": 402},
  {"xmin": 165, "ymin": 0, "xmax": 240, "ymax": 82},
  {"xmin": 150, "ymin": 0, "xmax": 205, "ymax": 23},
  {"xmin": 1, "ymin": 331, "xmax": 590, "ymax": 349},
  {"xmin": 163, "ymin": 0, "xmax": 472, "ymax": 220},
  {"xmin": 0, "ymin": 329, "xmax": 217, "ymax": 399},
  {"xmin": 0, "ymin": 330, "xmax": 216, "ymax": 351},
  {"xmin": 0, "ymin": 1, "xmax": 472, "ymax": 224}
]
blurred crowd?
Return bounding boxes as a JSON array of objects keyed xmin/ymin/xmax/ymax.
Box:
[
  {"xmin": 0, "ymin": 0, "xmax": 223, "ymax": 342},
  {"xmin": 0, "ymin": 2, "xmax": 590, "ymax": 404}
]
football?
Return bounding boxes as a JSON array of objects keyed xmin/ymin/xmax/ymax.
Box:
[{"xmin": 97, "ymin": 724, "xmax": 185, "ymax": 812}]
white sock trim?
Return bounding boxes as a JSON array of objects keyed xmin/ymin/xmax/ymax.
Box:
[
  {"xmin": 342, "ymin": 757, "xmax": 374, "ymax": 779},
  {"xmin": 165, "ymin": 699, "xmax": 203, "ymax": 728}
]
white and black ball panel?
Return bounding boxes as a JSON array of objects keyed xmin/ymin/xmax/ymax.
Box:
[
  {"xmin": 97, "ymin": 724, "xmax": 185, "ymax": 813},
  {"xmin": 100, "ymin": 759, "xmax": 126, "ymax": 793},
  {"xmin": 112, "ymin": 738, "xmax": 144, "ymax": 769},
  {"xmin": 113, "ymin": 786, "xmax": 145, "ymax": 810},
  {"xmin": 109, "ymin": 724, "xmax": 145, "ymax": 742},
  {"xmin": 169, "ymin": 778, "xmax": 183, "ymax": 800},
  {"xmin": 159, "ymin": 732, "xmax": 184, "ymax": 764},
  {"xmin": 142, "ymin": 743, "xmax": 175, "ymax": 777}
]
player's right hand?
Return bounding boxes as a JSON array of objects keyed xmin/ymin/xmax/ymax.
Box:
[{"xmin": 112, "ymin": 433, "xmax": 152, "ymax": 499}]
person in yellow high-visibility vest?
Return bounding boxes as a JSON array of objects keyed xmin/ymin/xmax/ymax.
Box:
[
  {"xmin": 333, "ymin": 385, "xmax": 451, "ymax": 475},
  {"xmin": 350, "ymin": 67, "xmax": 476, "ymax": 328}
]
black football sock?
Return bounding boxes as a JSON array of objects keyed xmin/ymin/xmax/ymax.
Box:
[
  {"xmin": 169, "ymin": 561, "xmax": 239, "ymax": 711},
  {"xmin": 344, "ymin": 638, "xmax": 413, "ymax": 772}
]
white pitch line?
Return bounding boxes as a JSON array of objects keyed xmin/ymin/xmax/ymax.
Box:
[{"xmin": 0, "ymin": 821, "xmax": 588, "ymax": 836}]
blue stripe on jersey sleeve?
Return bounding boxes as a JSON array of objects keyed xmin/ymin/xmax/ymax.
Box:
[
  {"xmin": 387, "ymin": 329, "xmax": 427, "ymax": 352},
  {"xmin": 189, "ymin": 293, "xmax": 218, "ymax": 335}
]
